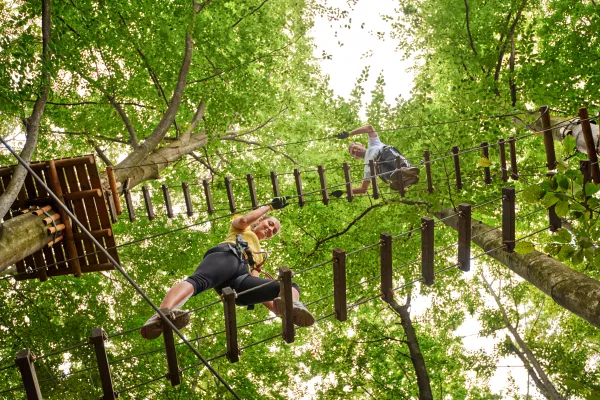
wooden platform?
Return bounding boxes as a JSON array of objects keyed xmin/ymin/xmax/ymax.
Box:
[{"xmin": 0, "ymin": 155, "xmax": 119, "ymax": 281}]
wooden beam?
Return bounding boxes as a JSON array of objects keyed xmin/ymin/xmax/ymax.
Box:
[
  {"xmin": 246, "ymin": 174, "xmax": 258, "ymax": 209},
  {"xmin": 421, "ymin": 217, "xmax": 434, "ymax": 286},
  {"xmin": 380, "ymin": 232, "xmax": 393, "ymax": 302},
  {"xmin": 508, "ymin": 136, "xmax": 519, "ymax": 180},
  {"xmin": 481, "ymin": 142, "xmax": 492, "ymax": 184},
  {"xmin": 458, "ymin": 204, "xmax": 471, "ymax": 272},
  {"xmin": 369, "ymin": 159, "xmax": 379, "ymax": 199},
  {"xmin": 452, "ymin": 146, "xmax": 463, "ymax": 189},
  {"xmin": 162, "ymin": 184, "xmax": 173, "ymax": 218},
  {"xmin": 270, "ymin": 171, "xmax": 280, "ymax": 198},
  {"xmin": 182, "ymin": 181, "xmax": 194, "ymax": 216},
  {"xmin": 141, "ymin": 186, "xmax": 154, "ymax": 220},
  {"xmin": 317, "ymin": 165, "xmax": 329, "ymax": 205},
  {"xmin": 161, "ymin": 309, "xmax": 181, "ymax": 386},
  {"xmin": 502, "ymin": 187, "xmax": 516, "ymax": 253},
  {"xmin": 202, "ymin": 179, "xmax": 215, "ymax": 215},
  {"xmin": 394, "ymin": 156, "xmax": 406, "ymax": 197},
  {"xmin": 15, "ymin": 349, "xmax": 42, "ymax": 400},
  {"xmin": 578, "ymin": 108, "xmax": 600, "ymax": 183},
  {"xmin": 540, "ymin": 105, "xmax": 557, "ymax": 170},
  {"xmin": 222, "ymin": 287, "xmax": 239, "ymax": 363},
  {"xmin": 105, "ymin": 166, "xmax": 121, "ymax": 215},
  {"xmin": 333, "ymin": 248, "xmax": 347, "ymax": 322},
  {"xmin": 424, "ymin": 150, "xmax": 434, "ymax": 193},
  {"xmin": 498, "ymin": 138, "xmax": 509, "ymax": 182},
  {"xmin": 342, "ymin": 163, "xmax": 353, "ymax": 202},
  {"xmin": 224, "ymin": 177, "xmax": 236, "ymax": 214},
  {"xmin": 279, "ymin": 267, "xmax": 295, "ymax": 343},
  {"xmin": 90, "ymin": 328, "xmax": 117, "ymax": 400}
]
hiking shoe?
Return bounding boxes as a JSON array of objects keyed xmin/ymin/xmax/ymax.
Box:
[
  {"xmin": 273, "ymin": 297, "xmax": 316, "ymax": 327},
  {"xmin": 390, "ymin": 167, "xmax": 420, "ymax": 190},
  {"xmin": 140, "ymin": 309, "xmax": 191, "ymax": 340}
]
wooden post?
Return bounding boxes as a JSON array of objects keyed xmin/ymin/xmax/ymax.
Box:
[
  {"xmin": 161, "ymin": 309, "xmax": 181, "ymax": 386},
  {"xmin": 224, "ymin": 177, "xmax": 236, "ymax": 214},
  {"xmin": 141, "ymin": 186, "xmax": 154, "ymax": 220},
  {"xmin": 369, "ymin": 159, "xmax": 379, "ymax": 199},
  {"xmin": 270, "ymin": 171, "xmax": 281, "ymax": 198},
  {"xmin": 394, "ymin": 156, "xmax": 406, "ymax": 197},
  {"xmin": 222, "ymin": 287, "xmax": 239, "ymax": 363},
  {"xmin": 90, "ymin": 328, "xmax": 117, "ymax": 400},
  {"xmin": 581, "ymin": 159, "xmax": 592, "ymax": 221},
  {"xmin": 202, "ymin": 179, "xmax": 215, "ymax": 215},
  {"xmin": 481, "ymin": 142, "xmax": 492, "ymax": 184},
  {"xmin": 342, "ymin": 163, "xmax": 353, "ymax": 202},
  {"xmin": 105, "ymin": 191, "xmax": 118, "ymax": 224},
  {"xmin": 452, "ymin": 146, "xmax": 462, "ymax": 190},
  {"xmin": 421, "ymin": 217, "xmax": 434, "ymax": 286},
  {"xmin": 124, "ymin": 188, "xmax": 136, "ymax": 222},
  {"xmin": 333, "ymin": 249, "xmax": 347, "ymax": 322},
  {"xmin": 162, "ymin": 184, "xmax": 173, "ymax": 219},
  {"xmin": 182, "ymin": 182, "xmax": 194, "ymax": 216},
  {"xmin": 546, "ymin": 172, "xmax": 561, "ymax": 232},
  {"xmin": 424, "ymin": 150, "xmax": 434, "ymax": 193},
  {"xmin": 380, "ymin": 233, "xmax": 393, "ymax": 302},
  {"xmin": 508, "ymin": 136, "xmax": 519, "ymax": 180},
  {"xmin": 502, "ymin": 187, "xmax": 516, "ymax": 253},
  {"xmin": 578, "ymin": 108, "xmax": 600, "ymax": 183},
  {"xmin": 15, "ymin": 349, "xmax": 42, "ymax": 400},
  {"xmin": 105, "ymin": 166, "xmax": 122, "ymax": 215},
  {"xmin": 246, "ymin": 174, "xmax": 258, "ymax": 209},
  {"xmin": 540, "ymin": 105, "xmax": 557, "ymax": 170},
  {"xmin": 317, "ymin": 165, "xmax": 330, "ymax": 205},
  {"xmin": 293, "ymin": 168, "xmax": 305, "ymax": 207},
  {"xmin": 498, "ymin": 139, "xmax": 509, "ymax": 182},
  {"xmin": 458, "ymin": 204, "xmax": 472, "ymax": 272},
  {"xmin": 279, "ymin": 267, "xmax": 295, "ymax": 344}
]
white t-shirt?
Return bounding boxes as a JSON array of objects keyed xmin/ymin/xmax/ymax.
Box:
[{"xmin": 363, "ymin": 136, "xmax": 386, "ymax": 180}]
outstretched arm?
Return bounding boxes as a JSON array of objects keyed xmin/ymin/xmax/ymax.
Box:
[
  {"xmin": 350, "ymin": 125, "xmax": 378, "ymax": 139},
  {"xmin": 351, "ymin": 179, "xmax": 371, "ymax": 194},
  {"xmin": 232, "ymin": 205, "xmax": 271, "ymax": 230}
]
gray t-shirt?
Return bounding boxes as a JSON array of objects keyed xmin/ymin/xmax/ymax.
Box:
[{"xmin": 363, "ymin": 136, "xmax": 386, "ymax": 180}]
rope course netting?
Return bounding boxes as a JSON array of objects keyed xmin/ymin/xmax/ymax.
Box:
[{"xmin": 0, "ymin": 105, "xmax": 597, "ymax": 398}]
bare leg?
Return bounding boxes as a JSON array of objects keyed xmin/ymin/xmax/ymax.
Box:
[{"xmin": 160, "ymin": 281, "xmax": 195, "ymax": 309}]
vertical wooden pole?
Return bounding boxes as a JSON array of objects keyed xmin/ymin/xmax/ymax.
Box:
[
  {"xmin": 270, "ymin": 171, "xmax": 281, "ymax": 198},
  {"xmin": 182, "ymin": 181, "xmax": 194, "ymax": 216},
  {"xmin": 394, "ymin": 156, "xmax": 406, "ymax": 197},
  {"xmin": 333, "ymin": 249, "xmax": 347, "ymax": 322},
  {"xmin": 15, "ymin": 349, "xmax": 42, "ymax": 400},
  {"xmin": 421, "ymin": 217, "xmax": 434, "ymax": 286},
  {"xmin": 502, "ymin": 187, "xmax": 516, "ymax": 253},
  {"xmin": 380, "ymin": 233, "xmax": 393, "ymax": 302},
  {"xmin": 246, "ymin": 174, "xmax": 258, "ymax": 209},
  {"xmin": 452, "ymin": 146, "xmax": 462, "ymax": 189},
  {"xmin": 222, "ymin": 287, "xmax": 239, "ymax": 363},
  {"xmin": 342, "ymin": 163, "xmax": 353, "ymax": 202},
  {"xmin": 141, "ymin": 186, "xmax": 154, "ymax": 220},
  {"xmin": 224, "ymin": 177, "xmax": 236, "ymax": 214},
  {"xmin": 279, "ymin": 267, "xmax": 295, "ymax": 344},
  {"xmin": 317, "ymin": 165, "xmax": 330, "ymax": 205},
  {"xmin": 161, "ymin": 309, "xmax": 181, "ymax": 386},
  {"xmin": 90, "ymin": 328, "xmax": 117, "ymax": 400},
  {"xmin": 508, "ymin": 136, "xmax": 519, "ymax": 180},
  {"xmin": 581, "ymin": 160, "xmax": 592, "ymax": 221},
  {"xmin": 540, "ymin": 105, "xmax": 557, "ymax": 170},
  {"xmin": 578, "ymin": 108, "xmax": 600, "ymax": 183},
  {"xmin": 293, "ymin": 168, "xmax": 305, "ymax": 207},
  {"xmin": 202, "ymin": 179, "xmax": 215, "ymax": 215},
  {"xmin": 424, "ymin": 150, "xmax": 434, "ymax": 193},
  {"xmin": 481, "ymin": 142, "xmax": 492, "ymax": 184},
  {"xmin": 124, "ymin": 188, "xmax": 136, "ymax": 222},
  {"xmin": 162, "ymin": 184, "xmax": 173, "ymax": 218},
  {"xmin": 105, "ymin": 191, "xmax": 118, "ymax": 224},
  {"xmin": 105, "ymin": 166, "xmax": 122, "ymax": 215},
  {"xmin": 546, "ymin": 172, "xmax": 561, "ymax": 232},
  {"xmin": 368, "ymin": 159, "xmax": 379, "ymax": 199},
  {"xmin": 458, "ymin": 204, "xmax": 472, "ymax": 272},
  {"xmin": 498, "ymin": 139, "xmax": 509, "ymax": 182}
]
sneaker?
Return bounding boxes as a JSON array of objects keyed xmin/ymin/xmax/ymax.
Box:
[
  {"xmin": 273, "ymin": 297, "xmax": 316, "ymax": 327},
  {"xmin": 390, "ymin": 167, "xmax": 420, "ymax": 191},
  {"xmin": 140, "ymin": 309, "xmax": 191, "ymax": 340}
]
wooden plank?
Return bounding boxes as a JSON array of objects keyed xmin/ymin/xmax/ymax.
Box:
[
  {"xmin": 421, "ymin": 217, "xmax": 434, "ymax": 286},
  {"xmin": 424, "ymin": 150, "xmax": 434, "ymax": 193},
  {"xmin": 278, "ymin": 267, "xmax": 295, "ymax": 344},
  {"xmin": 380, "ymin": 233, "xmax": 393, "ymax": 302},
  {"xmin": 90, "ymin": 328, "xmax": 117, "ymax": 400},
  {"xmin": 452, "ymin": 146, "xmax": 463, "ymax": 190},
  {"xmin": 458, "ymin": 204, "xmax": 471, "ymax": 272},
  {"xmin": 502, "ymin": 187, "xmax": 516, "ymax": 253},
  {"xmin": 246, "ymin": 174, "xmax": 258, "ymax": 209},
  {"xmin": 540, "ymin": 105, "xmax": 557, "ymax": 170},
  {"xmin": 15, "ymin": 349, "xmax": 42, "ymax": 400},
  {"xmin": 54, "ymin": 155, "xmax": 94, "ymax": 168},
  {"xmin": 481, "ymin": 142, "xmax": 492, "ymax": 184},
  {"xmin": 294, "ymin": 168, "xmax": 305, "ymax": 207},
  {"xmin": 394, "ymin": 156, "xmax": 406, "ymax": 197},
  {"xmin": 317, "ymin": 165, "xmax": 329, "ymax": 205},
  {"xmin": 32, "ymin": 249, "xmax": 47, "ymax": 283},
  {"xmin": 224, "ymin": 177, "xmax": 236, "ymax": 214},
  {"xmin": 161, "ymin": 309, "xmax": 181, "ymax": 386},
  {"xmin": 332, "ymin": 248, "xmax": 347, "ymax": 322},
  {"xmin": 202, "ymin": 179, "xmax": 215, "ymax": 215},
  {"xmin": 63, "ymin": 189, "xmax": 102, "ymax": 201},
  {"xmin": 162, "ymin": 185, "xmax": 173, "ymax": 218},
  {"xmin": 342, "ymin": 163, "xmax": 353, "ymax": 202},
  {"xmin": 73, "ymin": 229, "xmax": 112, "ymax": 241},
  {"xmin": 124, "ymin": 188, "xmax": 136, "ymax": 222},
  {"xmin": 222, "ymin": 287, "xmax": 239, "ymax": 363},
  {"xmin": 23, "ymin": 173, "xmax": 38, "ymax": 202},
  {"xmin": 0, "ymin": 161, "xmax": 47, "ymax": 177},
  {"xmin": 580, "ymin": 159, "xmax": 592, "ymax": 222},
  {"xmin": 105, "ymin": 166, "xmax": 121, "ymax": 215},
  {"xmin": 579, "ymin": 108, "xmax": 600, "ymax": 183},
  {"xmin": 141, "ymin": 186, "xmax": 155, "ymax": 220},
  {"xmin": 498, "ymin": 138, "xmax": 509, "ymax": 182},
  {"xmin": 369, "ymin": 159, "xmax": 379, "ymax": 199},
  {"xmin": 270, "ymin": 171, "xmax": 280, "ymax": 198},
  {"xmin": 35, "ymin": 165, "xmax": 49, "ymax": 198},
  {"xmin": 104, "ymin": 191, "xmax": 118, "ymax": 224},
  {"xmin": 508, "ymin": 136, "xmax": 519, "ymax": 180},
  {"xmin": 182, "ymin": 181, "xmax": 194, "ymax": 216}
]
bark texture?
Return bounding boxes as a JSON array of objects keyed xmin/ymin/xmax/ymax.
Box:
[
  {"xmin": 436, "ymin": 208, "xmax": 600, "ymax": 328},
  {"xmin": 0, "ymin": 213, "xmax": 54, "ymax": 273}
]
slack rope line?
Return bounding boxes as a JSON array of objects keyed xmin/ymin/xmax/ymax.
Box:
[{"xmin": 0, "ymin": 136, "xmax": 242, "ymax": 400}]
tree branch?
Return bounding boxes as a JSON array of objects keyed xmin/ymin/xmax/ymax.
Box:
[
  {"xmin": 108, "ymin": 95, "xmax": 138, "ymax": 148},
  {"xmin": 88, "ymin": 140, "xmax": 113, "ymax": 166},
  {"xmin": 508, "ymin": 339, "xmax": 551, "ymax": 400},
  {"xmin": 463, "ymin": 0, "xmax": 478, "ymax": 56},
  {"xmin": 493, "ymin": 1, "xmax": 526, "ymax": 94},
  {"xmin": 190, "ymin": 152, "xmax": 217, "ymax": 177},
  {"xmin": 183, "ymin": 100, "xmax": 206, "ymax": 137},
  {"xmin": 220, "ymin": 137, "xmax": 299, "ymax": 165},
  {"xmin": 232, "ymin": 0, "xmax": 270, "ymax": 28},
  {"xmin": 47, "ymin": 130, "xmax": 129, "ymax": 145},
  {"xmin": 39, "ymin": 100, "xmax": 155, "ymax": 109},
  {"xmin": 509, "ymin": 35, "xmax": 517, "ymax": 106},
  {"xmin": 223, "ymin": 106, "xmax": 288, "ymax": 138}
]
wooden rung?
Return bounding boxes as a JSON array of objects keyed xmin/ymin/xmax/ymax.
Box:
[
  {"xmin": 182, "ymin": 182, "xmax": 194, "ymax": 216},
  {"xmin": 380, "ymin": 233, "xmax": 393, "ymax": 302},
  {"xmin": 63, "ymin": 189, "xmax": 102, "ymax": 201},
  {"xmin": 105, "ymin": 191, "xmax": 118, "ymax": 223},
  {"xmin": 293, "ymin": 168, "xmax": 305, "ymax": 207},
  {"xmin": 270, "ymin": 171, "xmax": 280, "ymax": 198},
  {"xmin": 73, "ymin": 229, "xmax": 112, "ymax": 240},
  {"xmin": 278, "ymin": 267, "xmax": 295, "ymax": 344},
  {"xmin": 579, "ymin": 107, "xmax": 600, "ymax": 183},
  {"xmin": 317, "ymin": 165, "xmax": 329, "ymax": 205},
  {"xmin": 452, "ymin": 146, "xmax": 463, "ymax": 189},
  {"xmin": 162, "ymin": 185, "xmax": 173, "ymax": 219},
  {"xmin": 224, "ymin": 177, "xmax": 236, "ymax": 214},
  {"xmin": 105, "ymin": 167, "xmax": 122, "ymax": 215},
  {"xmin": 369, "ymin": 159, "xmax": 379, "ymax": 199},
  {"xmin": 124, "ymin": 189, "xmax": 136, "ymax": 222},
  {"xmin": 222, "ymin": 287, "xmax": 239, "ymax": 363},
  {"xmin": 142, "ymin": 186, "xmax": 155, "ymax": 220},
  {"xmin": 202, "ymin": 179, "xmax": 215, "ymax": 215},
  {"xmin": 394, "ymin": 156, "xmax": 406, "ymax": 197},
  {"xmin": 42, "ymin": 212, "xmax": 61, "ymax": 225},
  {"xmin": 421, "ymin": 217, "xmax": 434, "ymax": 286},
  {"xmin": 47, "ymin": 223, "xmax": 66, "ymax": 235},
  {"xmin": 332, "ymin": 248, "xmax": 347, "ymax": 322},
  {"xmin": 161, "ymin": 309, "xmax": 181, "ymax": 387},
  {"xmin": 424, "ymin": 150, "xmax": 434, "ymax": 193},
  {"xmin": 508, "ymin": 136, "xmax": 519, "ymax": 180},
  {"xmin": 90, "ymin": 328, "xmax": 117, "ymax": 400},
  {"xmin": 31, "ymin": 205, "xmax": 52, "ymax": 216},
  {"xmin": 0, "ymin": 162, "xmax": 47, "ymax": 177},
  {"xmin": 15, "ymin": 349, "xmax": 42, "ymax": 400},
  {"xmin": 498, "ymin": 139, "xmax": 509, "ymax": 182},
  {"xmin": 342, "ymin": 163, "xmax": 353, "ymax": 202},
  {"xmin": 53, "ymin": 155, "xmax": 95, "ymax": 168},
  {"xmin": 481, "ymin": 142, "xmax": 492, "ymax": 184},
  {"xmin": 47, "ymin": 235, "xmax": 64, "ymax": 248},
  {"xmin": 458, "ymin": 204, "xmax": 471, "ymax": 272},
  {"xmin": 246, "ymin": 174, "xmax": 258, "ymax": 209},
  {"xmin": 502, "ymin": 187, "xmax": 516, "ymax": 253},
  {"xmin": 540, "ymin": 105, "xmax": 557, "ymax": 170}
]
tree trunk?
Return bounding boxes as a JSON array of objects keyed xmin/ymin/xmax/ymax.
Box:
[
  {"xmin": 0, "ymin": 213, "xmax": 54, "ymax": 273},
  {"xmin": 435, "ymin": 208, "xmax": 600, "ymax": 328}
]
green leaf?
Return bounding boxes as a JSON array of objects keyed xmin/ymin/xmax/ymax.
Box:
[
  {"xmin": 477, "ymin": 157, "xmax": 492, "ymax": 168},
  {"xmin": 515, "ymin": 241, "xmax": 535, "ymax": 254},
  {"xmin": 554, "ymin": 228, "xmax": 572, "ymax": 243},
  {"xmin": 579, "ymin": 237, "xmax": 594, "ymax": 249},
  {"xmin": 586, "ymin": 183, "xmax": 600, "ymax": 196},
  {"xmin": 557, "ymin": 245, "xmax": 575, "ymax": 261},
  {"xmin": 570, "ymin": 203, "xmax": 587, "ymax": 212},
  {"xmin": 555, "ymin": 174, "xmax": 569, "ymax": 192},
  {"xmin": 541, "ymin": 192, "xmax": 559, "ymax": 207},
  {"xmin": 522, "ymin": 185, "xmax": 544, "ymax": 203},
  {"xmin": 573, "ymin": 248, "xmax": 584, "ymax": 265},
  {"xmin": 563, "ymin": 134, "xmax": 576, "ymax": 155},
  {"xmin": 555, "ymin": 200, "xmax": 570, "ymax": 217}
]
